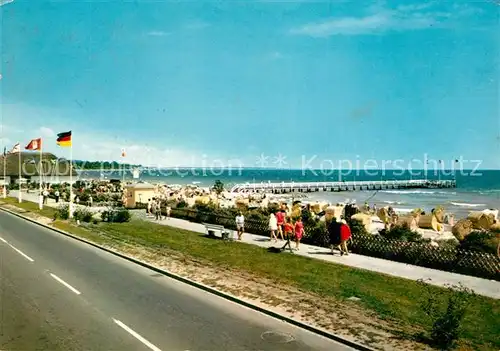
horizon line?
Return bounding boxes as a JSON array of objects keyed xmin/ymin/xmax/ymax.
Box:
[{"xmin": 79, "ymin": 167, "xmax": 500, "ymax": 171}]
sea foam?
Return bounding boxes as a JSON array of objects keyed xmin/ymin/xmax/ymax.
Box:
[
  {"xmin": 381, "ymin": 190, "xmax": 436, "ymax": 195},
  {"xmin": 383, "ymin": 200, "xmax": 406, "ymax": 205},
  {"xmin": 450, "ymin": 202, "xmax": 486, "ymax": 208}
]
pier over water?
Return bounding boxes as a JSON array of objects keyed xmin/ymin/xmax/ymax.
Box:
[{"xmin": 230, "ymin": 179, "xmax": 456, "ymax": 194}]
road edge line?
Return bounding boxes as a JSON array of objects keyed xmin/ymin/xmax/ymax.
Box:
[{"xmin": 0, "ymin": 206, "xmax": 375, "ymax": 351}]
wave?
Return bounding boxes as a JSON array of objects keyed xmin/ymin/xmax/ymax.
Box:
[
  {"xmin": 383, "ymin": 200, "xmax": 406, "ymax": 205},
  {"xmin": 394, "ymin": 208, "xmax": 413, "ymax": 213},
  {"xmin": 438, "ymin": 191, "xmax": 456, "ymax": 195},
  {"xmin": 381, "ymin": 190, "xmax": 436, "ymax": 195},
  {"xmin": 479, "ymin": 189, "xmax": 500, "ymax": 195},
  {"xmin": 381, "ymin": 190, "xmax": 457, "ymax": 196},
  {"xmin": 450, "ymin": 202, "xmax": 486, "ymax": 208}
]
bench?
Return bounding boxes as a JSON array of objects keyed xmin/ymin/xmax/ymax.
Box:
[{"xmin": 203, "ymin": 223, "xmax": 231, "ymax": 240}]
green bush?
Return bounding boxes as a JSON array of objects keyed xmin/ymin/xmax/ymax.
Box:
[
  {"xmin": 460, "ymin": 231, "xmax": 498, "ymax": 255},
  {"xmin": 264, "ymin": 203, "xmax": 280, "ymax": 215},
  {"xmin": 419, "ymin": 279, "xmax": 475, "ymax": 350},
  {"xmin": 381, "ymin": 223, "xmax": 423, "ymax": 242},
  {"xmin": 101, "ymin": 210, "xmax": 110, "ymax": 222},
  {"xmin": 101, "ymin": 208, "xmax": 131, "ymax": 223},
  {"xmin": 176, "ymin": 200, "xmax": 188, "ymax": 208},
  {"xmin": 74, "ymin": 207, "xmax": 93, "ymax": 223},
  {"xmin": 113, "ymin": 208, "xmax": 131, "ymax": 223},
  {"xmin": 304, "ymin": 221, "xmax": 328, "ymax": 247},
  {"xmin": 247, "ymin": 209, "xmax": 268, "ymax": 223},
  {"xmin": 301, "ymin": 209, "xmax": 315, "ymax": 227},
  {"xmin": 79, "ymin": 192, "xmax": 90, "ymax": 202},
  {"xmin": 54, "ymin": 204, "xmax": 70, "ymax": 220},
  {"xmin": 439, "ymin": 239, "xmax": 459, "ymax": 249},
  {"xmin": 347, "ymin": 218, "xmax": 369, "ymax": 236}
]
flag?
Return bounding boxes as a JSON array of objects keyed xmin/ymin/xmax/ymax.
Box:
[
  {"xmin": 25, "ymin": 138, "xmax": 42, "ymax": 151},
  {"xmin": 121, "ymin": 148, "xmax": 126, "ymax": 157},
  {"xmin": 10, "ymin": 143, "xmax": 20, "ymax": 154},
  {"xmin": 2, "ymin": 147, "xmax": 5, "ymax": 157},
  {"xmin": 56, "ymin": 131, "xmax": 72, "ymax": 147}
]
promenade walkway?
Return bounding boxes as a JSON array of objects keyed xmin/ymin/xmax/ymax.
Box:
[{"xmin": 7, "ymin": 191, "xmax": 500, "ymax": 299}]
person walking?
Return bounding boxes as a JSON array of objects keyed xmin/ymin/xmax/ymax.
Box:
[
  {"xmin": 89, "ymin": 195, "xmax": 93, "ymax": 208},
  {"xmin": 42, "ymin": 189, "xmax": 49, "ymax": 204},
  {"xmin": 282, "ymin": 217, "xmax": 294, "ymax": 253},
  {"xmin": 166, "ymin": 205, "xmax": 171, "ymax": 220},
  {"xmin": 276, "ymin": 210, "xmax": 285, "ymax": 240},
  {"xmin": 155, "ymin": 200, "xmax": 162, "ymax": 221},
  {"xmin": 147, "ymin": 199, "xmax": 152, "ymax": 216},
  {"xmin": 328, "ymin": 217, "xmax": 342, "ymax": 255},
  {"xmin": 235, "ymin": 211, "xmax": 245, "ymax": 240},
  {"xmin": 339, "ymin": 219, "xmax": 352, "ymax": 256},
  {"xmin": 269, "ymin": 213, "xmax": 278, "ymax": 242},
  {"xmin": 151, "ymin": 200, "xmax": 157, "ymax": 220},
  {"xmin": 294, "ymin": 217, "xmax": 304, "ymax": 251},
  {"xmin": 55, "ymin": 190, "xmax": 60, "ymax": 203}
]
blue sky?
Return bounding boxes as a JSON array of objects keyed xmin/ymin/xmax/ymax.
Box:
[{"xmin": 0, "ymin": 0, "xmax": 498, "ymax": 169}]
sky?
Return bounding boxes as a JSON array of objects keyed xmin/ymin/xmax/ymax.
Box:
[{"xmin": 0, "ymin": 0, "xmax": 498, "ymax": 169}]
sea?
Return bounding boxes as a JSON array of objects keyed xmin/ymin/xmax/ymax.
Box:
[{"xmin": 78, "ymin": 169, "xmax": 500, "ymax": 218}]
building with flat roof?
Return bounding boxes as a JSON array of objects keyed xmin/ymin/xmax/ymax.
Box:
[{"xmin": 123, "ymin": 182, "xmax": 156, "ymax": 208}]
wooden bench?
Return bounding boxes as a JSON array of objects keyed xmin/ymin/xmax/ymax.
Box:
[{"xmin": 203, "ymin": 223, "xmax": 231, "ymax": 240}]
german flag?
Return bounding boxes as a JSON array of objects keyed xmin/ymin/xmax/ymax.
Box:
[{"xmin": 57, "ymin": 131, "xmax": 72, "ymax": 147}]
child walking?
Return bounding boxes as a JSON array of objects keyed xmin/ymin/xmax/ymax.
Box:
[{"xmin": 294, "ymin": 217, "xmax": 304, "ymax": 251}]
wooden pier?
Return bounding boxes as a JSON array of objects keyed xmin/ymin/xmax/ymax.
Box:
[{"xmin": 230, "ymin": 179, "xmax": 456, "ymax": 194}]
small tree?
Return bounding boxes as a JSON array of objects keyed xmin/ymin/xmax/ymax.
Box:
[
  {"xmin": 212, "ymin": 180, "xmax": 224, "ymax": 195},
  {"xmin": 418, "ymin": 279, "xmax": 475, "ymax": 350}
]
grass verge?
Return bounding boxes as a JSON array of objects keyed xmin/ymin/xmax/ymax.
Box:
[{"xmin": 1, "ymin": 198, "xmax": 499, "ymax": 350}]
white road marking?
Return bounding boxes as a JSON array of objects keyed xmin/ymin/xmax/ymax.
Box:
[
  {"xmin": 49, "ymin": 273, "xmax": 81, "ymax": 295},
  {"xmin": 8, "ymin": 244, "xmax": 34, "ymax": 262},
  {"xmin": 0, "ymin": 237, "xmax": 7, "ymax": 243},
  {"xmin": 113, "ymin": 318, "xmax": 162, "ymax": 351}
]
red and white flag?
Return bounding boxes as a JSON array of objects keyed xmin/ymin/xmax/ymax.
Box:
[
  {"xmin": 25, "ymin": 138, "xmax": 42, "ymax": 151},
  {"xmin": 10, "ymin": 143, "xmax": 20, "ymax": 154}
]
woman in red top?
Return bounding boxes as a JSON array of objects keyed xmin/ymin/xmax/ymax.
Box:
[
  {"xmin": 276, "ymin": 210, "xmax": 285, "ymax": 241},
  {"xmin": 294, "ymin": 218, "xmax": 304, "ymax": 250},
  {"xmin": 339, "ymin": 220, "xmax": 352, "ymax": 256}
]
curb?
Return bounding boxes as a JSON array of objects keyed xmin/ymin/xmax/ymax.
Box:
[{"xmin": 0, "ymin": 206, "xmax": 376, "ymax": 351}]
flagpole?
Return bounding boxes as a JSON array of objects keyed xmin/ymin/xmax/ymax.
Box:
[
  {"xmin": 39, "ymin": 140, "xmax": 43, "ymax": 209},
  {"xmin": 18, "ymin": 145, "xmax": 22, "ymax": 203},
  {"xmin": 122, "ymin": 149, "xmax": 125, "ymax": 184},
  {"xmin": 2, "ymin": 150, "xmax": 6, "ymax": 199},
  {"xmin": 69, "ymin": 135, "xmax": 73, "ymax": 219}
]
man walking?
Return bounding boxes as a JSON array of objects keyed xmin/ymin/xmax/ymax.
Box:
[
  {"xmin": 235, "ymin": 211, "xmax": 245, "ymax": 240},
  {"xmin": 155, "ymin": 199, "xmax": 162, "ymax": 221}
]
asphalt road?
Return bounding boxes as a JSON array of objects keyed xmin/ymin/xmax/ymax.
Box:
[{"xmin": 0, "ymin": 210, "xmax": 355, "ymax": 351}]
